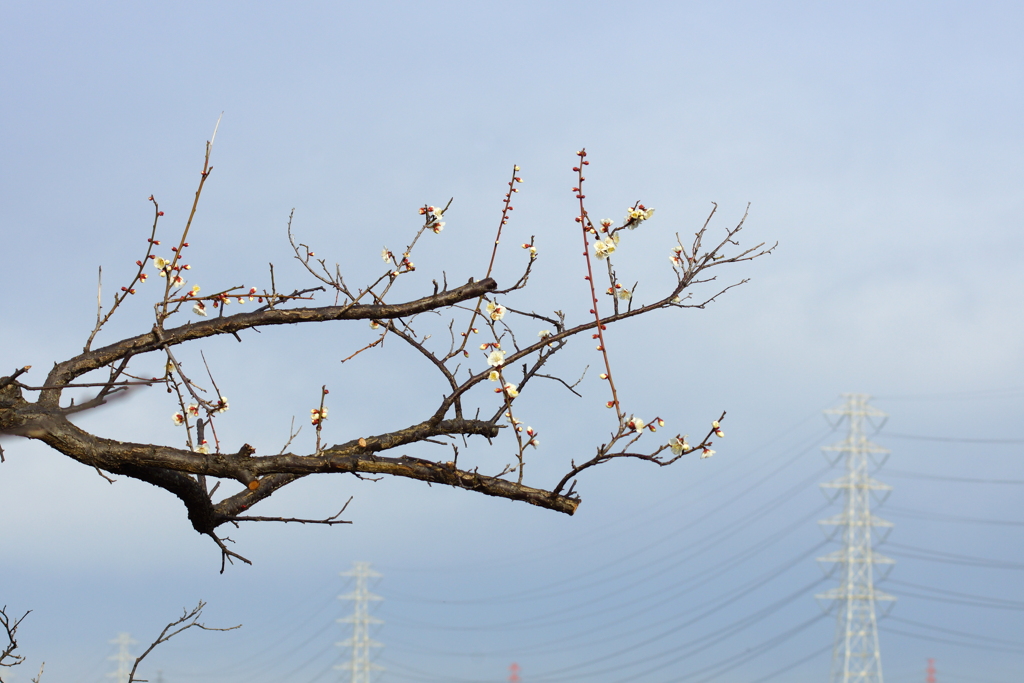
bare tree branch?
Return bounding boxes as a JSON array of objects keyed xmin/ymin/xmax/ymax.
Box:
[{"xmin": 128, "ymin": 601, "xmax": 240, "ymax": 682}]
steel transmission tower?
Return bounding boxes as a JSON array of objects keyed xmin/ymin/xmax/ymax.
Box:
[
  {"xmin": 817, "ymin": 394, "xmax": 895, "ymax": 683},
  {"xmin": 336, "ymin": 562, "xmax": 384, "ymax": 683},
  {"xmin": 107, "ymin": 632, "xmax": 137, "ymax": 683}
]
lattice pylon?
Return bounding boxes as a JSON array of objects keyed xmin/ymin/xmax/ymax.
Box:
[
  {"xmin": 816, "ymin": 394, "xmax": 895, "ymax": 683},
  {"xmin": 107, "ymin": 632, "xmax": 137, "ymax": 683},
  {"xmin": 336, "ymin": 562, "xmax": 384, "ymax": 683}
]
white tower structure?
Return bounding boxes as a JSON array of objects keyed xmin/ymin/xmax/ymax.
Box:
[
  {"xmin": 107, "ymin": 632, "xmax": 137, "ymax": 683},
  {"xmin": 336, "ymin": 562, "xmax": 384, "ymax": 683},
  {"xmin": 817, "ymin": 394, "xmax": 895, "ymax": 683}
]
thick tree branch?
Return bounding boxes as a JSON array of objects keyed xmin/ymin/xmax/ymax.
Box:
[{"xmin": 39, "ymin": 279, "xmax": 496, "ymax": 402}]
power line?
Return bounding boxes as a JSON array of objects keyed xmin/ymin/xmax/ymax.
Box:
[
  {"xmin": 880, "ymin": 626, "xmax": 1024, "ymax": 654},
  {"xmin": 882, "ymin": 469, "xmax": 1024, "ymax": 484},
  {"xmin": 886, "ymin": 579, "xmax": 1024, "ymax": 611},
  {"xmin": 879, "ymin": 432, "xmax": 1024, "ymax": 444},
  {"xmin": 886, "ymin": 615, "xmax": 1024, "ymax": 649},
  {"xmin": 886, "ymin": 506, "xmax": 1024, "ymax": 527},
  {"xmin": 886, "ymin": 542, "xmax": 1024, "ymax": 571}
]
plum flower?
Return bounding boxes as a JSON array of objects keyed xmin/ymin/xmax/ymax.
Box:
[
  {"xmin": 669, "ymin": 435, "xmax": 690, "ymax": 455},
  {"xmin": 172, "ymin": 412, "xmax": 184, "ymax": 426},
  {"xmin": 486, "ymin": 301, "xmax": 506, "ymax": 321},
  {"xmin": 419, "ymin": 206, "xmax": 445, "ymax": 233},
  {"xmin": 502, "ymin": 383, "xmax": 519, "ymax": 398},
  {"xmin": 627, "ymin": 416, "xmax": 645, "ymax": 433},
  {"xmin": 487, "ymin": 349, "xmax": 506, "ymax": 367},
  {"xmin": 216, "ymin": 397, "xmax": 229, "ymax": 413},
  {"xmin": 193, "ymin": 301, "xmax": 207, "ymax": 316},
  {"xmin": 488, "ymin": 370, "xmax": 500, "ymax": 381},
  {"xmin": 594, "ymin": 237, "xmax": 617, "ymax": 260},
  {"xmin": 311, "ymin": 407, "xmax": 328, "ymax": 425},
  {"xmin": 195, "ymin": 440, "xmax": 210, "ymax": 455},
  {"xmin": 701, "ymin": 447, "xmax": 716, "ymax": 459}
]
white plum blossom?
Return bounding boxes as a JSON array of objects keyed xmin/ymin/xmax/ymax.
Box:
[
  {"xmin": 216, "ymin": 397, "xmax": 229, "ymax": 413},
  {"xmin": 486, "ymin": 301, "xmax": 506, "ymax": 321},
  {"xmin": 488, "ymin": 370, "xmax": 500, "ymax": 381},
  {"xmin": 419, "ymin": 206, "xmax": 445, "ymax": 233},
  {"xmin": 701, "ymin": 447, "xmax": 716, "ymax": 459},
  {"xmin": 195, "ymin": 440, "xmax": 210, "ymax": 455},
  {"xmin": 594, "ymin": 237, "xmax": 617, "ymax": 260},
  {"xmin": 172, "ymin": 412, "xmax": 184, "ymax": 426},
  {"xmin": 193, "ymin": 301, "xmax": 208, "ymax": 317},
  {"xmin": 502, "ymin": 383, "xmax": 519, "ymax": 398},
  {"xmin": 487, "ymin": 349, "xmax": 506, "ymax": 367},
  {"xmin": 669, "ymin": 435, "xmax": 690, "ymax": 455},
  {"xmin": 311, "ymin": 407, "xmax": 328, "ymax": 425},
  {"xmin": 538, "ymin": 330, "xmax": 552, "ymax": 339},
  {"xmin": 627, "ymin": 416, "xmax": 645, "ymax": 433},
  {"xmin": 381, "ymin": 247, "xmax": 391, "ymax": 262}
]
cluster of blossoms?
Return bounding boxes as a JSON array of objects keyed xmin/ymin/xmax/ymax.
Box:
[
  {"xmin": 418, "ymin": 205, "xmax": 445, "ymax": 234},
  {"xmin": 625, "ymin": 416, "xmax": 665, "ymax": 434},
  {"xmin": 593, "ymin": 235, "xmax": 619, "ymax": 260},
  {"xmin": 670, "ymin": 245, "xmax": 693, "ymax": 269},
  {"xmin": 504, "ymin": 412, "xmax": 537, "ymax": 447},
  {"xmin": 382, "ymin": 246, "xmax": 415, "ymax": 277},
  {"xmin": 171, "ymin": 396, "xmax": 229, "ymax": 425},
  {"xmin": 607, "ymin": 283, "xmax": 631, "ymax": 300},
  {"xmin": 486, "ymin": 300, "xmax": 506, "ymax": 321},
  {"xmin": 192, "ymin": 287, "xmax": 260, "ymax": 317},
  {"xmin": 496, "ymin": 382, "xmax": 519, "ymax": 398},
  {"xmin": 625, "ymin": 204, "xmax": 655, "ymax": 227},
  {"xmin": 311, "ymin": 406, "xmax": 328, "ymax": 426}
]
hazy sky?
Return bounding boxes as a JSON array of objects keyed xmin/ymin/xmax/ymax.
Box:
[{"xmin": 1, "ymin": 2, "xmax": 1022, "ymax": 682}]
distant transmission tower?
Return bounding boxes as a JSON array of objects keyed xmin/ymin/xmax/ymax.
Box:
[
  {"xmin": 817, "ymin": 394, "xmax": 895, "ymax": 683},
  {"xmin": 107, "ymin": 632, "xmax": 137, "ymax": 683},
  {"xmin": 336, "ymin": 562, "xmax": 384, "ymax": 683}
]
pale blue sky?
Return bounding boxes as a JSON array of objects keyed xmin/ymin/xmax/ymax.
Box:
[{"xmin": 1, "ymin": 2, "xmax": 1022, "ymax": 682}]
